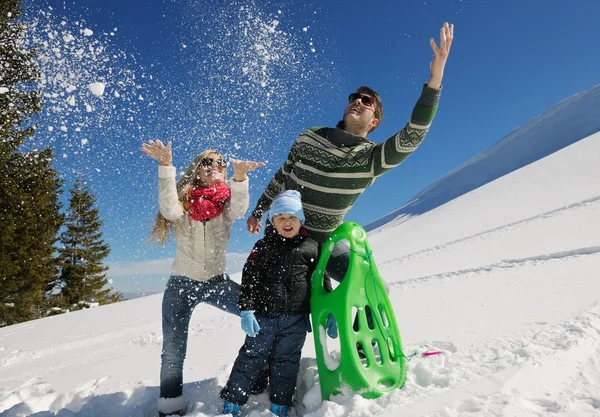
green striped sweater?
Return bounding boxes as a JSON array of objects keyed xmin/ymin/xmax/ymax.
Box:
[{"xmin": 252, "ymin": 84, "xmax": 441, "ymax": 243}]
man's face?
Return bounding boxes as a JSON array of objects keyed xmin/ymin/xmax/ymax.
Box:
[{"xmin": 343, "ymin": 93, "xmax": 379, "ymax": 133}]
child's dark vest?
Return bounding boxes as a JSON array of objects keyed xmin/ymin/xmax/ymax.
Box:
[{"xmin": 240, "ymin": 228, "xmax": 319, "ymax": 315}]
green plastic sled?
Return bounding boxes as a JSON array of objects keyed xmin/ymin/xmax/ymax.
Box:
[{"xmin": 310, "ymin": 222, "xmax": 406, "ymax": 400}]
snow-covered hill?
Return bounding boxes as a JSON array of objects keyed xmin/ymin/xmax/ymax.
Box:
[{"xmin": 366, "ymin": 83, "xmax": 600, "ymax": 231}]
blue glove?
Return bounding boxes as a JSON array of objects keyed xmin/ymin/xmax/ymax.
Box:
[
  {"xmin": 326, "ymin": 313, "xmax": 338, "ymax": 339},
  {"xmin": 241, "ymin": 311, "xmax": 260, "ymax": 337}
]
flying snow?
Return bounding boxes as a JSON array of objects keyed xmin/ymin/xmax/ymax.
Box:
[
  {"xmin": 20, "ymin": 4, "xmax": 149, "ymax": 163},
  {"xmin": 170, "ymin": 0, "xmax": 331, "ymax": 158},
  {"xmin": 88, "ymin": 82, "xmax": 105, "ymax": 96}
]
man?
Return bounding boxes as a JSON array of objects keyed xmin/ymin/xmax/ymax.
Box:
[{"xmin": 247, "ymin": 22, "xmax": 454, "ymax": 281}]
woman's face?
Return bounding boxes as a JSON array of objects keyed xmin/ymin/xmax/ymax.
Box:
[{"xmin": 196, "ymin": 152, "xmax": 226, "ymax": 186}]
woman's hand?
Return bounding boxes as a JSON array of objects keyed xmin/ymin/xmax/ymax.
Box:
[
  {"xmin": 141, "ymin": 139, "xmax": 172, "ymax": 166},
  {"xmin": 230, "ymin": 159, "xmax": 266, "ymax": 182}
]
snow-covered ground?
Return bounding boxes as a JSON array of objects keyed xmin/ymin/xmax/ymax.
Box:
[{"xmin": 2, "ymin": 102, "xmax": 600, "ymax": 416}]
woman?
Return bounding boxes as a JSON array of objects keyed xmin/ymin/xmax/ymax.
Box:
[{"xmin": 141, "ymin": 139, "xmax": 264, "ymax": 417}]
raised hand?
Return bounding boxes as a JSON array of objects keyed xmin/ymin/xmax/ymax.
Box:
[
  {"xmin": 427, "ymin": 22, "xmax": 454, "ymax": 89},
  {"xmin": 141, "ymin": 139, "xmax": 172, "ymax": 166},
  {"xmin": 230, "ymin": 159, "xmax": 266, "ymax": 182}
]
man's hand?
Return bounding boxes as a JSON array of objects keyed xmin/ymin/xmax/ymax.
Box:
[
  {"xmin": 247, "ymin": 215, "xmax": 262, "ymax": 234},
  {"xmin": 141, "ymin": 139, "xmax": 172, "ymax": 166},
  {"xmin": 230, "ymin": 159, "xmax": 265, "ymax": 182},
  {"xmin": 427, "ymin": 22, "xmax": 454, "ymax": 89}
]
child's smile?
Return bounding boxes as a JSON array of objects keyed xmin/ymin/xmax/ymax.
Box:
[{"xmin": 273, "ymin": 214, "xmax": 301, "ymax": 238}]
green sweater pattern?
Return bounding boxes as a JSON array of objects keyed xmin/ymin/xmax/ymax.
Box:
[{"xmin": 252, "ymin": 85, "xmax": 441, "ymax": 243}]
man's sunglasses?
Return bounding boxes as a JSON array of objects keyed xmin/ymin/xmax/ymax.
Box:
[
  {"xmin": 348, "ymin": 93, "xmax": 375, "ymax": 108},
  {"xmin": 200, "ymin": 157, "xmax": 228, "ymax": 168}
]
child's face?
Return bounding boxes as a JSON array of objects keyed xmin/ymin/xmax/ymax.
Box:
[{"xmin": 273, "ymin": 214, "xmax": 301, "ymax": 238}]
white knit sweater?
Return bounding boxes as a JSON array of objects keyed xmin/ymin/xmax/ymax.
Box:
[{"xmin": 158, "ymin": 165, "xmax": 249, "ymax": 282}]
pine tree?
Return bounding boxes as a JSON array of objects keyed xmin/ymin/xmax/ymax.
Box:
[
  {"xmin": 0, "ymin": 0, "xmax": 64, "ymax": 325},
  {"xmin": 53, "ymin": 179, "xmax": 122, "ymax": 309}
]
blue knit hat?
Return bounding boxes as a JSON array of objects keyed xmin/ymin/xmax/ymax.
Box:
[{"xmin": 269, "ymin": 190, "xmax": 305, "ymax": 225}]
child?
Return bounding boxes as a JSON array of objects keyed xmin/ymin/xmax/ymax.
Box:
[{"xmin": 220, "ymin": 190, "xmax": 320, "ymax": 417}]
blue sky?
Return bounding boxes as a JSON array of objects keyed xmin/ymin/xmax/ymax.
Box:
[{"xmin": 22, "ymin": 0, "xmax": 600, "ymax": 293}]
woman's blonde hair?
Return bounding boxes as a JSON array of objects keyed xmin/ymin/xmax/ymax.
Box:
[{"xmin": 148, "ymin": 149, "xmax": 226, "ymax": 246}]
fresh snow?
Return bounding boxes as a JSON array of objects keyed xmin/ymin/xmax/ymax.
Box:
[
  {"xmin": 88, "ymin": 82, "xmax": 105, "ymax": 97},
  {"xmin": 1, "ymin": 85, "xmax": 600, "ymax": 416}
]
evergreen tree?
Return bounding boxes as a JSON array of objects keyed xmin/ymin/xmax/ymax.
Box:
[
  {"xmin": 53, "ymin": 179, "xmax": 122, "ymax": 308},
  {"xmin": 0, "ymin": 0, "xmax": 63, "ymax": 325}
]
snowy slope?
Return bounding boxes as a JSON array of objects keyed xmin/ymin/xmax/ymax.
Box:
[
  {"xmin": 1, "ymin": 123, "xmax": 600, "ymax": 415},
  {"xmin": 366, "ymin": 82, "xmax": 600, "ymax": 231}
]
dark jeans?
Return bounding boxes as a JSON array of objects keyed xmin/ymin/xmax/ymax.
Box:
[
  {"xmin": 220, "ymin": 314, "xmax": 309, "ymax": 406},
  {"xmin": 160, "ymin": 274, "xmax": 240, "ymax": 399},
  {"xmin": 324, "ymin": 239, "xmax": 351, "ymax": 283}
]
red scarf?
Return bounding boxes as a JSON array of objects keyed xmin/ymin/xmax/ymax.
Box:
[{"xmin": 187, "ymin": 183, "xmax": 231, "ymax": 222}]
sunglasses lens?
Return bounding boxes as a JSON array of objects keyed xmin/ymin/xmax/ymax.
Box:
[
  {"xmin": 348, "ymin": 93, "xmax": 374, "ymax": 107},
  {"xmin": 361, "ymin": 95, "xmax": 374, "ymax": 107},
  {"xmin": 201, "ymin": 157, "xmax": 227, "ymax": 168}
]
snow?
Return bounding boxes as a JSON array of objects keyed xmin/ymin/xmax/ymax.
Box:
[
  {"xmin": 20, "ymin": 5, "xmax": 146, "ymax": 159},
  {"xmin": 88, "ymin": 82, "xmax": 105, "ymax": 97},
  {"xmin": 318, "ymin": 326, "xmax": 341, "ymax": 371},
  {"xmin": 20, "ymin": 0, "xmax": 330, "ymax": 187},
  {"xmin": 1, "ymin": 91, "xmax": 600, "ymax": 416}
]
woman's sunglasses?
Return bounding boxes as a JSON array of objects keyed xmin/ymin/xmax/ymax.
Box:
[
  {"xmin": 348, "ymin": 93, "xmax": 375, "ymax": 108},
  {"xmin": 200, "ymin": 157, "xmax": 228, "ymax": 168}
]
